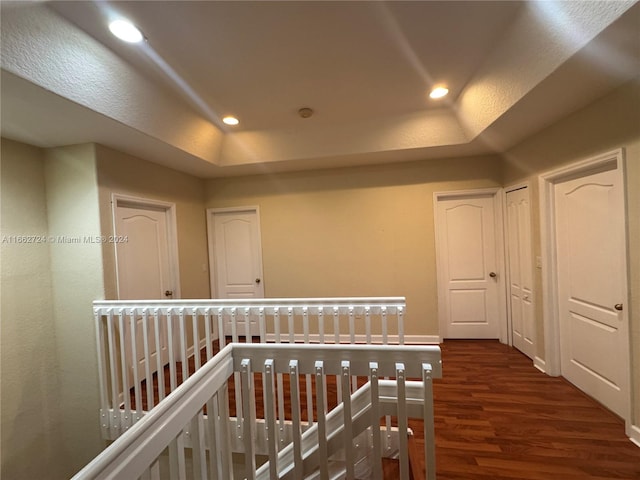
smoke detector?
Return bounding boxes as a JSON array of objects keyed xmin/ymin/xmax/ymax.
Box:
[{"xmin": 298, "ymin": 107, "xmax": 314, "ymax": 118}]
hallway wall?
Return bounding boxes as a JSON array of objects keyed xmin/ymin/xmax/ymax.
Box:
[
  {"xmin": 503, "ymin": 78, "xmax": 640, "ymax": 433},
  {"xmin": 205, "ymin": 154, "xmax": 503, "ymax": 337}
]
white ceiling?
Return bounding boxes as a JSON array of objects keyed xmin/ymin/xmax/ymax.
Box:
[{"xmin": 1, "ymin": 1, "xmax": 638, "ymax": 177}]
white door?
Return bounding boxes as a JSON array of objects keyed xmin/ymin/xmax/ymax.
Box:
[
  {"xmin": 115, "ymin": 205, "xmax": 175, "ymax": 300},
  {"xmin": 435, "ymin": 193, "xmax": 501, "ymax": 339},
  {"xmin": 555, "ymin": 168, "xmax": 629, "ymax": 417},
  {"xmin": 208, "ymin": 207, "xmax": 264, "ymax": 335},
  {"xmin": 114, "ymin": 199, "xmax": 178, "ymax": 385},
  {"xmin": 506, "ymin": 187, "xmax": 535, "ymax": 359}
]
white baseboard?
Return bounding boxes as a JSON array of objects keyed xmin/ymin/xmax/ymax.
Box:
[
  {"xmin": 264, "ymin": 333, "xmax": 440, "ymax": 344},
  {"xmin": 534, "ymin": 356, "xmax": 546, "ymax": 373},
  {"xmin": 404, "ymin": 335, "xmax": 440, "ymax": 344},
  {"xmin": 628, "ymin": 423, "xmax": 640, "ymax": 448}
]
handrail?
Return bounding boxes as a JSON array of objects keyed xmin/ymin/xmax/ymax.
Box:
[
  {"xmin": 93, "ymin": 296, "xmax": 406, "ymax": 312},
  {"xmin": 73, "ymin": 344, "xmax": 235, "ymax": 480},
  {"xmin": 94, "ymin": 297, "xmax": 408, "ymax": 441},
  {"xmin": 74, "ymin": 342, "xmax": 441, "ymax": 480}
]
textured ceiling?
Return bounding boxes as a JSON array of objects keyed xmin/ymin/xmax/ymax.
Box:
[{"xmin": 1, "ymin": 1, "xmax": 638, "ymax": 177}]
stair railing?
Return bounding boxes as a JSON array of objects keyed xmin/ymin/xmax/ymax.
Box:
[
  {"xmin": 93, "ymin": 298, "xmax": 406, "ymax": 442},
  {"xmin": 74, "ymin": 342, "xmax": 441, "ymax": 480}
]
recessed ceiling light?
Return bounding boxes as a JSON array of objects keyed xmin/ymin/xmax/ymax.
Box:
[
  {"xmin": 222, "ymin": 116, "xmax": 239, "ymax": 126},
  {"xmin": 429, "ymin": 86, "xmax": 449, "ymax": 99},
  {"xmin": 109, "ymin": 19, "xmax": 144, "ymax": 44}
]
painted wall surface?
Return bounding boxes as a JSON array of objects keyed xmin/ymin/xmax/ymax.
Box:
[
  {"xmin": 0, "ymin": 139, "xmax": 67, "ymax": 479},
  {"xmin": 96, "ymin": 144, "xmax": 210, "ymax": 299},
  {"xmin": 502, "ymin": 78, "xmax": 640, "ymax": 428},
  {"xmin": 43, "ymin": 144, "xmax": 106, "ymax": 476},
  {"xmin": 205, "ymin": 155, "xmax": 502, "ymax": 337}
]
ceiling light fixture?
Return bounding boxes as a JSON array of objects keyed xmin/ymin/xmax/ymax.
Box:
[
  {"xmin": 222, "ymin": 116, "xmax": 239, "ymax": 126},
  {"xmin": 109, "ymin": 19, "xmax": 144, "ymax": 43},
  {"xmin": 298, "ymin": 107, "xmax": 314, "ymax": 118},
  {"xmin": 429, "ymin": 86, "xmax": 449, "ymax": 99}
]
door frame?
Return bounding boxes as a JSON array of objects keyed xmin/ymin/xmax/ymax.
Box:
[
  {"xmin": 111, "ymin": 193, "xmax": 182, "ymax": 300},
  {"xmin": 206, "ymin": 205, "xmax": 264, "ymax": 299},
  {"xmin": 503, "ymin": 181, "xmax": 535, "ymax": 353},
  {"xmin": 538, "ymin": 148, "xmax": 630, "ymax": 421},
  {"xmin": 433, "ymin": 187, "xmax": 508, "ymax": 343}
]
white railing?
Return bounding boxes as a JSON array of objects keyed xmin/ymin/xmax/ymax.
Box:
[
  {"xmin": 74, "ymin": 342, "xmax": 442, "ymax": 480},
  {"xmin": 93, "ymin": 298, "xmax": 406, "ymax": 440}
]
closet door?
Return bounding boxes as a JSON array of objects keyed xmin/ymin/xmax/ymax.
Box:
[{"xmin": 506, "ymin": 187, "xmax": 534, "ymax": 359}]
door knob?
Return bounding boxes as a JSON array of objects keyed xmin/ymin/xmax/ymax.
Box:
[
  {"xmin": 255, "ymin": 278, "xmax": 261, "ymax": 284},
  {"xmin": 614, "ymin": 303, "xmax": 623, "ymax": 311},
  {"xmin": 489, "ymin": 272, "xmax": 497, "ymax": 278},
  {"xmin": 165, "ymin": 290, "xmax": 173, "ymax": 297}
]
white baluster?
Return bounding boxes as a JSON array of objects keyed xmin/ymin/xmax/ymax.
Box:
[
  {"xmin": 167, "ymin": 308, "xmax": 178, "ymax": 392},
  {"xmin": 315, "ymin": 361, "xmax": 329, "ymax": 480},
  {"xmin": 303, "ymin": 307, "xmax": 314, "ymax": 427},
  {"xmin": 396, "ymin": 362, "xmax": 409, "ymax": 480},
  {"xmin": 105, "ymin": 311, "xmax": 120, "ymax": 436},
  {"xmin": 217, "ymin": 309, "xmax": 225, "ymax": 350},
  {"xmin": 141, "ymin": 309, "xmax": 153, "ymax": 411},
  {"xmin": 369, "ymin": 362, "xmax": 382, "ymax": 480},
  {"xmin": 245, "ymin": 307, "xmax": 251, "ymax": 344},
  {"xmin": 317, "ymin": 307, "xmax": 328, "ymax": 415},
  {"xmin": 289, "ymin": 360, "xmax": 303, "ymax": 479},
  {"xmin": 287, "ymin": 307, "xmax": 294, "ymax": 344},
  {"xmin": 334, "ymin": 307, "xmax": 342, "ymax": 405},
  {"xmin": 179, "ymin": 308, "xmax": 188, "ymax": 382},
  {"xmin": 231, "ymin": 307, "xmax": 238, "ymax": 343},
  {"xmin": 153, "ymin": 309, "xmax": 165, "ymax": 403},
  {"xmin": 192, "ymin": 309, "xmax": 201, "ymax": 371},
  {"xmin": 365, "ymin": 306, "xmax": 372, "ymax": 344},
  {"xmin": 264, "ymin": 359, "xmax": 278, "ymax": 479},
  {"xmin": 423, "ymin": 363, "xmax": 436, "ymax": 480},
  {"xmin": 129, "ymin": 309, "xmax": 142, "ymax": 422},
  {"xmin": 241, "ymin": 359, "xmax": 256, "ymax": 479},
  {"xmin": 204, "ymin": 311, "xmax": 213, "ymax": 362},
  {"xmin": 275, "ymin": 308, "xmax": 285, "ymax": 448},
  {"xmin": 118, "ymin": 310, "xmax": 132, "ymax": 430},
  {"xmin": 259, "ymin": 307, "xmax": 266, "ymax": 343},
  {"xmin": 231, "ymin": 308, "xmax": 243, "ymax": 440},
  {"xmin": 381, "ymin": 306, "xmax": 388, "ymax": 344},
  {"xmin": 342, "ymin": 360, "xmax": 355, "ymax": 479}
]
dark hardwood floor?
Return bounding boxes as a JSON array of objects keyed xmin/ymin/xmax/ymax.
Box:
[
  {"xmin": 130, "ymin": 339, "xmax": 640, "ymax": 479},
  {"xmin": 414, "ymin": 340, "xmax": 640, "ymax": 480}
]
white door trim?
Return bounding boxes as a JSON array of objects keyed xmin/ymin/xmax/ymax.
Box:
[
  {"xmin": 111, "ymin": 193, "xmax": 181, "ymax": 299},
  {"xmin": 502, "ymin": 181, "xmax": 535, "ymax": 355},
  {"xmin": 433, "ymin": 187, "xmax": 508, "ymax": 343},
  {"xmin": 538, "ymin": 148, "xmax": 630, "ymax": 423},
  {"xmin": 206, "ymin": 206, "xmax": 264, "ymax": 299}
]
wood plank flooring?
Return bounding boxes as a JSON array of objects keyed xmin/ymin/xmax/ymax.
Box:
[
  {"xmin": 130, "ymin": 339, "xmax": 640, "ymax": 479},
  {"xmin": 414, "ymin": 340, "xmax": 640, "ymax": 480}
]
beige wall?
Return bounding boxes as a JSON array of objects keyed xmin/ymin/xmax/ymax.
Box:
[
  {"xmin": 43, "ymin": 143, "xmax": 106, "ymax": 476},
  {"xmin": 503, "ymin": 78, "xmax": 640, "ymax": 427},
  {"xmin": 0, "ymin": 139, "xmax": 67, "ymax": 479},
  {"xmin": 205, "ymin": 155, "xmax": 503, "ymax": 336},
  {"xmin": 95, "ymin": 145, "xmax": 210, "ymax": 299}
]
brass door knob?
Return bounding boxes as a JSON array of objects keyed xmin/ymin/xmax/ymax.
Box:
[
  {"xmin": 614, "ymin": 304, "xmax": 623, "ymax": 311},
  {"xmin": 489, "ymin": 272, "xmax": 497, "ymax": 278},
  {"xmin": 165, "ymin": 290, "xmax": 173, "ymax": 297}
]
